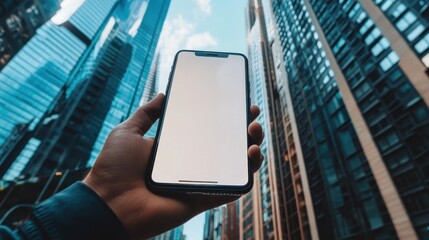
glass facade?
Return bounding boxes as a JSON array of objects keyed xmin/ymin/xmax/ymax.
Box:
[
  {"xmin": 373, "ymin": 0, "xmax": 429, "ymax": 67},
  {"xmin": 0, "ymin": 22, "xmax": 88, "ymax": 179},
  {"xmin": 0, "ymin": 0, "xmax": 62, "ymax": 69},
  {"xmin": 142, "ymin": 53, "xmax": 160, "ymax": 139},
  {"xmin": 307, "ymin": 0, "xmax": 429, "ymax": 238},
  {"xmin": 248, "ymin": 18, "xmax": 277, "ymax": 238},
  {"xmin": 0, "ymin": 22, "xmax": 86, "ymax": 148},
  {"xmin": 241, "ymin": 187, "xmax": 256, "ymax": 240},
  {"xmin": 151, "ymin": 224, "xmax": 184, "ymax": 240},
  {"xmin": 246, "ymin": 4, "xmax": 271, "ymax": 239},
  {"xmin": 271, "ymin": 0, "xmax": 400, "ymax": 238},
  {"xmin": 87, "ymin": 0, "xmax": 170, "ymax": 165},
  {"xmin": 0, "ymin": 0, "xmax": 121, "ymax": 179},
  {"xmin": 204, "ymin": 207, "xmax": 223, "ymax": 240},
  {"xmin": 243, "ymin": 0, "xmax": 291, "ymax": 239},
  {"xmin": 0, "ymin": 0, "xmax": 170, "ymax": 182}
]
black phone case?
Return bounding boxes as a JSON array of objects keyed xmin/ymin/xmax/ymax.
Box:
[{"xmin": 145, "ymin": 50, "xmax": 253, "ymax": 196}]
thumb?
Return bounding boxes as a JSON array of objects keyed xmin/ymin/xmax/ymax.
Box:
[{"xmin": 123, "ymin": 93, "xmax": 165, "ymax": 135}]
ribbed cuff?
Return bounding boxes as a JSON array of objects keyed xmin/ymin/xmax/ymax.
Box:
[{"xmin": 23, "ymin": 182, "xmax": 129, "ymax": 240}]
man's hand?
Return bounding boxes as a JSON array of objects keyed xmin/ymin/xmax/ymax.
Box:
[{"xmin": 83, "ymin": 93, "xmax": 264, "ymax": 239}]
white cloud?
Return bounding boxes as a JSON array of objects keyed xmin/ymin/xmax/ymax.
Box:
[
  {"xmin": 194, "ymin": 0, "xmax": 211, "ymax": 15},
  {"xmin": 158, "ymin": 15, "xmax": 195, "ymax": 62},
  {"xmin": 157, "ymin": 15, "xmax": 218, "ymax": 92},
  {"xmin": 185, "ymin": 32, "xmax": 218, "ymax": 50},
  {"xmin": 157, "ymin": 15, "xmax": 195, "ymax": 92}
]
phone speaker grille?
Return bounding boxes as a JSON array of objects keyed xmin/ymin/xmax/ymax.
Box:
[{"xmin": 178, "ymin": 180, "xmax": 218, "ymax": 184}]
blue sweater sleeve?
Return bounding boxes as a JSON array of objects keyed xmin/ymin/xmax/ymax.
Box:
[{"xmin": 0, "ymin": 182, "xmax": 129, "ymax": 240}]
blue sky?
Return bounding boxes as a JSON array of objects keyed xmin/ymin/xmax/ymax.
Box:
[
  {"xmin": 156, "ymin": 0, "xmax": 248, "ymax": 239},
  {"xmin": 157, "ymin": 0, "xmax": 248, "ymax": 92}
]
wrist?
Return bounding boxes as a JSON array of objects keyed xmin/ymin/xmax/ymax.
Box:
[{"xmin": 82, "ymin": 175, "xmax": 148, "ymax": 238}]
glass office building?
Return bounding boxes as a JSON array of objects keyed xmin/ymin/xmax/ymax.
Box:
[
  {"xmin": 242, "ymin": 0, "xmax": 291, "ymax": 239},
  {"xmin": 0, "ymin": 0, "xmax": 119, "ymax": 180},
  {"xmin": 151, "ymin": 224, "xmax": 185, "ymax": 240},
  {"xmin": 0, "ymin": 0, "xmax": 62, "ymax": 69},
  {"xmin": 204, "ymin": 207, "xmax": 223, "ymax": 240},
  {"xmin": 268, "ymin": 0, "xmax": 429, "ymax": 239},
  {"xmin": 0, "ymin": 0, "xmax": 170, "ymax": 182},
  {"xmin": 372, "ymin": 0, "xmax": 429, "ymax": 67},
  {"xmin": 141, "ymin": 52, "xmax": 160, "ymax": 139},
  {"xmin": 87, "ymin": 0, "xmax": 170, "ymax": 165},
  {"xmin": 203, "ymin": 202, "xmax": 239, "ymax": 240},
  {"xmin": 222, "ymin": 202, "xmax": 240, "ymax": 240}
]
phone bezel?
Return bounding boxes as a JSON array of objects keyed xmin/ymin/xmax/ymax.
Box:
[{"xmin": 145, "ymin": 50, "xmax": 253, "ymax": 195}]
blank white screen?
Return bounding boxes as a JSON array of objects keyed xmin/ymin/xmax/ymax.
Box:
[{"xmin": 151, "ymin": 51, "xmax": 248, "ymax": 186}]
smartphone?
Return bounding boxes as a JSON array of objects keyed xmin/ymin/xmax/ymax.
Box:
[{"xmin": 146, "ymin": 50, "xmax": 252, "ymax": 195}]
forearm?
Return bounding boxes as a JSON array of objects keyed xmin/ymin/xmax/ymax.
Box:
[{"xmin": 1, "ymin": 182, "xmax": 129, "ymax": 240}]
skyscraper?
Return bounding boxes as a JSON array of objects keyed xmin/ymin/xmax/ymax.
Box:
[
  {"xmin": 142, "ymin": 52, "xmax": 161, "ymax": 138},
  {"xmin": 86, "ymin": 0, "xmax": 170, "ymax": 166},
  {"xmin": 0, "ymin": 0, "xmax": 170, "ymax": 228},
  {"xmin": 150, "ymin": 225, "xmax": 185, "ymax": 240},
  {"xmin": 0, "ymin": 0, "xmax": 62, "ymax": 69},
  {"xmin": 0, "ymin": 0, "xmax": 119, "ymax": 180},
  {"xmin": 203, "ymin": 203, "xmax": 239, "ymax": 240},
  {"xmin": 242, "ymin": 0, "xmax": 289, "ymax": 239},
  {"xmin": 204, "ymin": 207, "xmax": 223, "ymax": 240},
  {"xmin": 222, "ymin": 202, "xmax": 240, "ymax": 240},
  {"xmin": 268, "ymin": 0, "xmax": 429, "ymax": 239},
  {"xmin": 0, "ymin": 0, "xmax": 171, "ymax": 181}
]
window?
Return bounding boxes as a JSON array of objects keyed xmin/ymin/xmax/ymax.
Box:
[
  {"xmin": 370, "ymin": 117, "xmax": 390, "ymax": 135},
  {"xmin": 395, "ymin": 11, "xmax": 417, "ymax": 32},
  {"xmin": 354, "ymin": 82, "xmax": 371, "ymax": 99},
  {"xmin": 339, "ymin": 129, "xmax": 357, "ymax": 157},
  {"xmin": 377, "ymin": 131, "xmax": 400, "ymax": 152},
  {"xmin": 381, "ymin": 0, "xmax": 393, "ymax": 11},
  {"xmin": 391, "ymin": 3, "xmax": 406, "ymax": 18},
  {"xmin": 365, "ymin": 28, "xmax": 381, "ymax": 45},
  {"xmin": 404, "ymin": 191, "xmax": 429, "ymax": 213},
  {"xmin": 348, "ymin": 3, "xmax": 360, "ymax": 19},
  {"xmin": 360, "ymin": 93, "xmax": 378, "ymax": 111},
  {"xmin": 396, "ymin": 170, "xmax": 420, "ymax": 189},
  {"xmin": 397, "ymin": 82, "xmax": 419, "ymax": 106},
  {"xmin": 330, "ymin": 186, "xmax": 344, "ymax": 207},
  {"xmin": 333, "ymin": 37, "xmax": 345, "ymax": 54},
  {"xmin": 326, "ymin": 167, "xmax": 338, "ymax": 185},
  {"xmin": 364, "ymin": 104, "xmax": 385, "ymax": 124},
  {"xmin": 363, "ymin": 198, "xmax": 384, "ymax": 229},
  {"xmin": 386, "ymin": 149, "xmax": 410, "ymax": 170},
  {"xmin": 349, "ymin": 155, "xmax": 362, "ymax": 170},
  {"xmin": 2, "ymin": 138, "xmax": 41, "ymax": 181},
  {"xmin": 357, "ymin": 11, "xmax": 367, "ymax": 23},
  {"xmin": 333, "ymin": 110, "xmax": 347, "ymax": 128},
  {"xmin": 356, "ymin": 179, "xmax": 370, "ymax": 194},
  {"xmin": 407, "ymin": 24, "xmax": 424, "ymax": 41},
  {"xmin": 323, "ymin": 75, "xmax": 330, "ymax": 84},
  {"xmin": 386, "ymin": 68, "xmax": 403, "ymax": 84},
  {"xmin": 396, "ymin": 115, "xmax": 414, "ymax": 132},
  {"xmin": 327, "ymin": 92, "xmax": 342, "ymax": 114},
  {"xmin": 380, "ymin": 52, "xmax": 400, "ymax": 71},
  {"xmin": 315, "ymin": 127, "xmax": 325, "ymax": 142},
  {"xmin": 371, "ymin": 37, "xmax": 389, "ymax": 56},
  {"xmin": 407, "ymin": 133, "xmax": 429, "ymax": 156},
  {"xmin": 360, "ymin": 19, "xmax": 374, "ymax": 35},
  {"xmin": 334, "ymin": 212, "xmax": 350, "ymax": 238}
]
